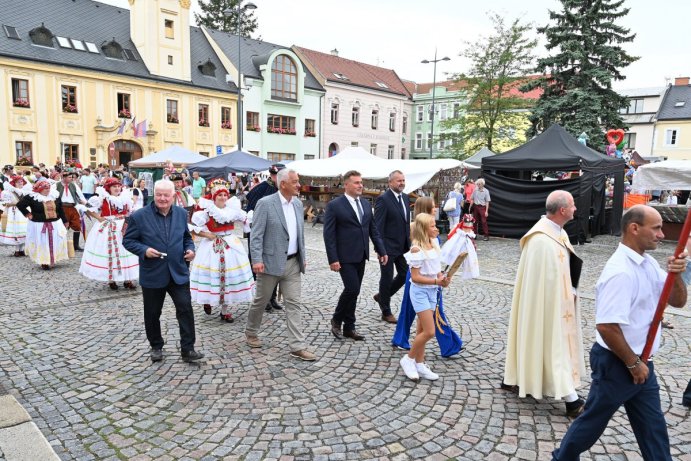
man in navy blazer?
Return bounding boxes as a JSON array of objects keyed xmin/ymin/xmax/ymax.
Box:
[
  {"xmin": 374, "ymin": 170, "xmax": 411, "ymax": 323},
  {"xmin": 123, "ymin": 179, "xmax": 204, "ymax": 364},
  {"xmin": 323, "ymin": 170, "xmax": 387, "ymax": 340}
]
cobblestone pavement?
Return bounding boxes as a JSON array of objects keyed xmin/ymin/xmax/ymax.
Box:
[{"xmin": 0, "ymin": 226, "xmax": 689, "ymax": 461}]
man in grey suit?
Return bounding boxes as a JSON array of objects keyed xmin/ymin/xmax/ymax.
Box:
[{"xmin": 245, "ymin": 169, "xmax": 315, "ymax": 361}]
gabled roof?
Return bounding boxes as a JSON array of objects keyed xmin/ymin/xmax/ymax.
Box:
[
  {"xmin": 416, "ymin": 79, "xmax": 468, "ymax": 95},
  {"xmin": 657, "ymin": 84, "xmax": 691, "ymax": 121},
  {"xmin": 293, "ymin": 46, "xmax": 410, "ymax": 97},
  {"xmin": 204, "ymin": 29, "xmax": 323, "ymax": 92},
  {"xmin": 0, "ymin": 0, "xmax": 233, "ymax": 92}
]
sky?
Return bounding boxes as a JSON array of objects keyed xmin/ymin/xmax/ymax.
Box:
[{"xmin": 100, "ymin": 0, "xmax": 691, "ymax": 90}]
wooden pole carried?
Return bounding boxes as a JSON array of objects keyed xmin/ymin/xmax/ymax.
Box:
[{"xmin": 641, "ymin": 209, "xmax": 691, "ymax": 362}]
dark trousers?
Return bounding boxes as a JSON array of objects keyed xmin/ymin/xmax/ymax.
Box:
[
  {"xmin": 246, "ymin": 231, "xmax": 278, "ymax": 302},
  {"xmin": 142, "ymin": 281, "xmax": 196, "ymax": 353},
  {"xmin": 378, "ymin": 253, "xmax": 408, "ymax": 316},
  {"xmin": 333, "ymin": 260, "xmax": 366, "ymax": 332},
  {"xmin": 683, "ymin": 379, "xmax": 691, "ymax": 407},
  {"xmin": 552, "ymin": 343, "xmax": 672, "ymax": 461},
  {"xmin": 473, "ymin": 205, "xmax": 489, "ymax": 236}
]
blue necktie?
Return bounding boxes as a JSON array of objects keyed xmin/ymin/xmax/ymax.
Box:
[{"xmin": 356, "ymin": 198, "xmax": 364, "ymax": 223}]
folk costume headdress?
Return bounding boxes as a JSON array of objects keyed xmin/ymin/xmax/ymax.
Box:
[
  {"xmin": 103, "ymin": 177, "xmax": 122, "ymax": 193},
  {"xmin": 9, "ymin": 175, "xmax": 25, "ymax": 187},
  {"xmin": 208, "ymin": 179, "xmax": 230, "ymax": 201},
  {"xmin": 32, "ymin": 180, "xmax": 51, "ymax": 193}
]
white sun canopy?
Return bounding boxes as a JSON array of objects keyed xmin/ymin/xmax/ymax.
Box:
[
  {"xmin": 289, "ymin": 147, "xmax": 477, "ymax": 193},
  {"xmin": 129, "ymin": 145, "xmax": 208, "ymax": 168},
  {"xmin": 633, "ymin": 160, "xmax": 691, "ymax": 190}
]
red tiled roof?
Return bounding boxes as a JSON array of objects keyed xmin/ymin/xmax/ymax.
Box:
[
  {"xmin": 416, "ymin": 75, "xmax": 543, "ymax": 100},
  {"xmin": 294, "ymin": 46, "xmax": 411, "ymax": 97}
]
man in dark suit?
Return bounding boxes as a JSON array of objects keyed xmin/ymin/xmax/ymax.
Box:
[
  {"xmin": 374, "ymin": 170, "xmax": 411, "ymax": 323},
  {"xmin": 123, "ymin": 179, "xmax": 204, "ymax": 364},
  {"xmin": 324, "ymin": 170, "xmax": 387, "ymax": 340}
]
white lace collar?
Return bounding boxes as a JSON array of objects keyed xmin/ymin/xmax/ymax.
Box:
[
  {"xmin": 29, "ymin": 189, "xmax": 59, "ymax": 202},
  {"xmin": 104, "ymin": 193, "xmax": 129, "ymax": 209},
  {"xmin": 199, "ymin": 197, "xmax": 240, "ymax": 224},
  {"xmin": 3, "ymin": 182, "xmax": 29, "ymax": 195}
]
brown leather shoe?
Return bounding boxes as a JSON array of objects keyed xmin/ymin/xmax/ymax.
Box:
[
  {"xmin": 381, "ymin": 314, "xmax": 397, "ymax": 324},
  {"xmin": 373, "ymin": 293, "xmax": 380, "ymax": 305},
  {"xmin": 290, "ymin": 349, "xmax": 316, "ymax": 361},
  {"xmin": 343, "ymin": 330, "xmax": 365, "ymax": 341},
  {"xmin": 246, "ymin": 335, "xmax": 263, "ymax": 348},
  {"xmin": 330, "ymin": 319, "xmax": 343, "ymax": 339}
]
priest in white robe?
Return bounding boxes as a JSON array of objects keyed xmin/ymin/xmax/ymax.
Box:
[{"xmin": 502, "ymin": 190, "xmax": 587, "ymax": 417}]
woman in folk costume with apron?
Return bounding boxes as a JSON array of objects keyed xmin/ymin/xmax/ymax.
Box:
[
  {"xmin": 189, "ymin": 180, "xmax": 254, "ymax": 323},
  {"xmin": 15, "ymin": 180, "xmax": 69, "ymax": 270},
  {"xmin": 0, "ymin": 175, "xmax": 31, "ymax": 256},
  {"xmin": 79, "ymin": 177, "xmax": 139, "ymax": 290}
]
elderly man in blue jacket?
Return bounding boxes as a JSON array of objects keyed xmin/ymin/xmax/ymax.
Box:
[{"xmin": 123, "ymin": 179, "xmax": 204, "ymax": 363}]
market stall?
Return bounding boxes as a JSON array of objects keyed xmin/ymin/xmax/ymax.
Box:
[
  {"xmin": 129, "ymin": 145, "xmax": 208, "ymax": 197},
  {"xmin": 187, "ymin": 150, "xmax": 273, "ymax": 179}
]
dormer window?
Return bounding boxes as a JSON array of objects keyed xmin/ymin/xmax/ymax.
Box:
[
  {"xmin": 102, "ymin": 38, "xmax": 124, "ymax": 60},
  {"xmin": 333, "ymin": 72, "xmax": 349, "ymax": 81},
  {"xmin": 198, "ymin": 59, "xmax": 217, "ymax": 77},
  {"xmin": 271, "ymin": 55, "xmax": 297, "ymax": 101},
  {"xmin": 165, "ymin": 19, "xmax": 174, "ymax": 39},
  {"xmin": 29, "ymin": 23, "xmax": 53, "ymax": 47}
]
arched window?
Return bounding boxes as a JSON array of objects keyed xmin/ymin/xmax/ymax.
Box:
[
  {"xmin": 271, "ymin": 55, "xmax": 297, "ymax": 101},
  {"xmin": 102, "ymin": 38, "xmax": 124, "ymax": 60}
]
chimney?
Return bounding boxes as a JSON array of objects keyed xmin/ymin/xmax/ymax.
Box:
[
  {"xmin": 674, "ymin": 76, "xmax": 690, "ymax": 86},
  {"xmin": 330, "ymin": 48, "xmax": 339, "ymax": 57}
]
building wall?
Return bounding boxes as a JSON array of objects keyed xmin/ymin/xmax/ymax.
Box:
[
  {"xmin": 653, "ymin": 121, "xmax": 691, "ymax": 160},
  {"xmin": 2, "ymin": 57, "xmax": 237, "ymax": 167},
  {"xmin": 411, "ymin": 86, "xmax": 464, "ymax": 159},
  {"xmin": 321, "ymin": 83, "xmax": 408, "ymax": 159}
]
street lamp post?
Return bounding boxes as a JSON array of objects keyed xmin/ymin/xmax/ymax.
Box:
[
  {"xmin": 421, "ymin": 51, "xmax": 450, "ymax": 159},
  {"xmin": 224, "ymin": 2, "xmax": 257, "ymax": 152}
]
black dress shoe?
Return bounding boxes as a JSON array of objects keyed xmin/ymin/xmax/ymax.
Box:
[
  {"xmin": 565, "ymin": 398, "xmax": 585, "ymax": 417},
  {"xmin": 150, "ymin": 348, "xmax": 163, "ymax": 362},
  {"xmin": 265, "ymin": 304, "xmax": 272, "ymax": 312},
  {"xmin": 500, "ymin": 381, "xmax": 519, "ymax": 393},
  {"xmin": 181, "ymin": 350, "xmax": 205, "ymax": 363},
  {"xmin": 343, "ymin": 330, "xmax": 365, "ymax": 341},
  {"xmin": 330, "ymin": 319, "xmax": 343, "ymax": 339},
  {"xmin": 270, "ymin": 299, "xmax": 284, "ymax": 310}
]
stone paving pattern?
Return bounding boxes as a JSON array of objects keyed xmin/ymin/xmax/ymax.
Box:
[{"xmin": 0, "ymin": 226, "xmax": 689, "ymax": 461}]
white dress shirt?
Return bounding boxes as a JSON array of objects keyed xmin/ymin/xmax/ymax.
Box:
[
  {"xmin": 280, "ymin": 193, "xmax": 299, "ymax": 256},
  {"xmin": 345, "ymin": 193, "xmax": 362, "ymax": 223}
]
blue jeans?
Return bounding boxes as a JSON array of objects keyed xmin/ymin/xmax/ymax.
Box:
[{"xmin": 552, "ymin": 343, "xmax": 671, "ymax": 461}]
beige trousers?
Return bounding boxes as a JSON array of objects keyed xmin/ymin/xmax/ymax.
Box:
[{"xmin": 245, "ymin": 258, "xmax": 306, "ymax": 352}]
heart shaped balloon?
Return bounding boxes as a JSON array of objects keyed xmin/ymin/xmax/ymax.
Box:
[{"xmin": 606, "ymin": 129, "xmax": 625, "ymax": 146}]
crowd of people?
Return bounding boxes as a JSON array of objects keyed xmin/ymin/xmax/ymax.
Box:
[{"xmin": 1, "ymin": 160, "xmax": 689, "ymax": 459}]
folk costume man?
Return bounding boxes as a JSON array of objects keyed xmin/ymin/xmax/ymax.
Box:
[
  {"xmin": 56, "ymin": 171, "xmax": 87, "ymax": 253},
  {"xmin": 171, "ymin": 174, "xmax": 195, "ymax": 216},
  {"xmin": 503, "ymin": 190, "xmax": 586, "ymax": 417}
]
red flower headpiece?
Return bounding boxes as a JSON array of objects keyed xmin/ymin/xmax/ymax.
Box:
[
  {"xmin": 32, "ymin": 180, "xmax": 51, "ymax": 193},
  {"xmin": 103, "ymin": 177, "xmax": 122, "ymax": 192}
]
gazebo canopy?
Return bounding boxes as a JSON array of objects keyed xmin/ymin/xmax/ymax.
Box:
[
  {"xmin": 465, "ymin": 147, "xmax": 495, "ymax": 166},
  {"xmin": 128, "ymin": 145, "xmax": 207, "ymax": 168},
  {"xmin": 186, "ymin": 150, "xmax": 273, "ymax": 179}
]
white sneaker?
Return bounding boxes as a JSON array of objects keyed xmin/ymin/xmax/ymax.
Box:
[
  {"xmin": 400, "ymin": 355, "xmax": 419, "ymax": 381},
  {"xmin": 415, "ymin": 362, "xmax": 439, "ymax": 381}
]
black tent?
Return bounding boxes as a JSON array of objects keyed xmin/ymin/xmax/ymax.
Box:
[
  {"xmin": 481, "ymin": 124, "xmax": 625, "ymax": 240},
  {"xmin": 187, "ymin": 150, "xmax": 273, "ymax": 179}
]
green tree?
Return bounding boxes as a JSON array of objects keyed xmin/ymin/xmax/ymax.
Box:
[
  {"xmin": 441, "ymin": 13, "xmax": 537, "ymax": 158},
  {"xmin": 195, "ymin": 0, "xmax": 258, "ymax": 36},
  {"xmin": 523, "ymin": 0, "xmax": 638, "ymax": 151}
]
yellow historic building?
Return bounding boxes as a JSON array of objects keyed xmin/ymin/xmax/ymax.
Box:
[{"xmin": 1, "ymin": 0, "xmax": 239, "ymax": 168}]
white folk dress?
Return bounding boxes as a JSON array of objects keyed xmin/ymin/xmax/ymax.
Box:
[
  {"xmin": 0, "ymin": 182, "xmax": 30, "ymax": 248},
  {"xmin": 24, "ymin": 191, "xmax": 70, "ymax": 265},
  {"xmin": 189, "ymin": 197, "xmax": 255, "ymax": 313},
  {"xmin": 79, "ymin": 191, "xmax": 139, "ymax": 282}
]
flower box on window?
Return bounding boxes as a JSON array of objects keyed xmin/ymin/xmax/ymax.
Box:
[
  {"xmin": 304, "ymin": 130, "xmax": 316, "ymax": 137},
  {"xmin": 16, "ymin": 157, "xmax": 32, "ymax": 166},
  {"xmin": 63, "ymin": 104, "xmax": 78, "ymax": 113},
  {"xmin": 267, "ymin": 127, "xmax": 296, "ymax": 135},
  {"xmin": 167, "ymin": 115, "xmax": 179, "ymax": 124},
  {"xmin": 248, "ymin": 125, "xmax": 261, "ymax": 132},
  {"xmin": 198, "ymin": 119, "xmax": 210, "ymax": 127},
  {"xmin": 221, "ymin": 121, "xmax": 232, "ymax": 129},
  {"xmin": 13, "ymin": 99, "xmax": 30, "ymax": 108},
  {"xmin": 118, "ymin": 109, "xmax": 131, "ymax": 118}
]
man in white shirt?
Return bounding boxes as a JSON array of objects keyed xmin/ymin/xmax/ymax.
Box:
[
  {"xmin": 244, "ymin": 169, "xmax": 315, "ymax": 361},
  {"xmin": 80, "ymin": 168, "xmax": 97, "ymax": 200},
  {"xmin": 552, "ymin": 205, "xmax": 687, "ymax": 461}
]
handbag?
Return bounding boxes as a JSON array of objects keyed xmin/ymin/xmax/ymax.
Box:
[{"xmin": 443, "ymin": 193, "xmax": 456, "ymax": 212}]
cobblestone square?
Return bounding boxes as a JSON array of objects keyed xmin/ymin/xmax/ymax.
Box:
[{"xmin": 0, "ymin": 227, "xmax": 689, "ymax": 460}]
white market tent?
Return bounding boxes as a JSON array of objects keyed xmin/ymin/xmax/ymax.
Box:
[
  {"xmin": 633, "ymin": 160, "xmax": 691, "ymax": 190},
  {"xmin": 289, "ymin": 147, "xmax": 477, "ymax": 193},
  {"xmin": 129, "ymin": 145, "xmax": 208, "ymax": 168}
]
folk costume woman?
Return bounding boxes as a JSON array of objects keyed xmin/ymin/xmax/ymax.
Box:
[
  {"xmin": 16, "ymin": 180, "xmax": 69, "ymax": 270},
  {"xmin": 189, "ymin": 182, "xmax": 255, "ymax": 323},
  {"xmin": 79, "ymin": 178, "xmax": 139, "ymax": 290},
  {"xmin": 0, "ymin": 175, "xmax": 30, "ymax": 256}
]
